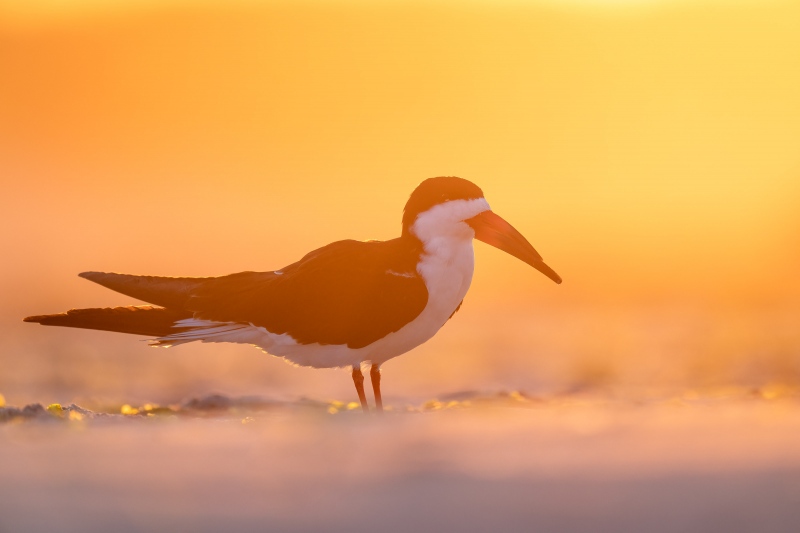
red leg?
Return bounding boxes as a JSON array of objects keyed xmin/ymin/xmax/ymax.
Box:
[
  {"xmin": 352, "ymin": 366, "xmax": 369, "ymax": 413},
  {"xmin": 370, "ymin": 364, "xmax": 383, "ymax": 413}
]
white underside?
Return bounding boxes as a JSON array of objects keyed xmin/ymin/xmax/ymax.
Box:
[{"xmin": 154, "ymin": 198, "xmax": 490, "ymax": 369}]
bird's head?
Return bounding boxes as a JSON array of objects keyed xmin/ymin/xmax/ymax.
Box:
[{"xmin": 403, "ymin": 176, "xmax": 562, "ymax": 284}]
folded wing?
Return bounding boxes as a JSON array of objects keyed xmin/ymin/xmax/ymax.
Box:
[
  {"xmin": 187, "ymin": 239, "xmax": 429, "ymax": 349},
  {"xmin": 28, "ymin": 239, "xmax": 429, "ymax": 350}
]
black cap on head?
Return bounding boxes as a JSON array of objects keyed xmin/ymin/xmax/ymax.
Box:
[{"xmin": 402, "ymin": 177, "xmax": 485, "ymax": 235}]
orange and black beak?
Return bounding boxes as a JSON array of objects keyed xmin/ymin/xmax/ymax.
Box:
[{"xmin": 467, "ymin": 210, "xmax": 562, "ymax": 284}]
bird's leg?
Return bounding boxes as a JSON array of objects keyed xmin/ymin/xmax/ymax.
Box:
[
  {"xmin": 370, "ymin": 364, "xmax": 383, "ymax": 413},
  {"xmin": 352, "ymin": 365, "xmax": 369, "ymax": 413}
]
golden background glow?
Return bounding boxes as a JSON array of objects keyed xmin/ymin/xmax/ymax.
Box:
[{"xmin": 1, "ymin": 0, "xmax": 799, "ymax": 404}]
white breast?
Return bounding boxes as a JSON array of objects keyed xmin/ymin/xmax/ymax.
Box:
[{"xmin": 155, "ymin": 198, "xmax": 491, "ymax": 369}]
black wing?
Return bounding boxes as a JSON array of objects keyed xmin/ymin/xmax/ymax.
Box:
[{"xmin": 186, "ymin": 238, "xmax": 428, "ymax": 349}]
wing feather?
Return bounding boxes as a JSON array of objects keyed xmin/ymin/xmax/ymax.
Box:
[
  {"xmin": 79, "ymin": 271, "xmax": 212, "ymax": 308},
  {"xmin": 186, "ymin": 239, "xmax": 428, "ymax": 349}
]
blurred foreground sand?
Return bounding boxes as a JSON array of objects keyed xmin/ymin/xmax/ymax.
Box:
[{"xmin": 2, "ymin": 392, "xmax": 799, "ymax": 533}]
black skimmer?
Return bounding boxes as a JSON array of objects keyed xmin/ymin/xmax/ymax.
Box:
[{"xmin": 24, "ymin": 177, "xmax": 561, "ymax": 412}]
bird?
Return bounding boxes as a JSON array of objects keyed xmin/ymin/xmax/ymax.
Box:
[{"xmin": 24, "ymin": 177, "xmax": 561, "ymax": 412}]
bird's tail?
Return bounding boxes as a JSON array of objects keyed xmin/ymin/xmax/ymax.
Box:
[{"xmin": 23, "ymin": 305, "xmax": 192, "ymax": 337}]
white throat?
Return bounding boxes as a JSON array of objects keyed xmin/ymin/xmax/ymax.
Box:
[
  {"xmin": 410, "ymin": 197, "xmax": 491, "ymax": 246},
  {"xmin": 407, "ymin": 197, "xmax": 491, "ymax": 343}
]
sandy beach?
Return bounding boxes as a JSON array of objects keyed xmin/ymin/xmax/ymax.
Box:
[{"xmin": 3, "ymin": 392, "xmax": 799, "ymax": 532}]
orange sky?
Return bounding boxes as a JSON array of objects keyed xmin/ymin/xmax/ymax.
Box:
[
  {"xmin": 3, "ymin": 0, "xmax": 799, "ymax": 310},
  {"xmin": 1, "ymin": 0, "xmax": 799, "ymax": 401}
]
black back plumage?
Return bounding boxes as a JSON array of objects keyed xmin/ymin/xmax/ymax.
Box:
[
  {"xmin": 188, "ymin": 238, "xmax": 428, "ymax": 348},
  {"xmin": 28, "ymin": 237, "xmax": 429, "ymax": 349}
]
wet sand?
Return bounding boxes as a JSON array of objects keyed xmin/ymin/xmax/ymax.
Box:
[{"xmin": 2, "ymin": 393, "xmax": 799, "ymax": 533}]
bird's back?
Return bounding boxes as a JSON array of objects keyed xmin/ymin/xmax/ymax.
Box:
[{"xmin": 185, "ymin": 238, "xmax": 430, "ymax": 349}]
